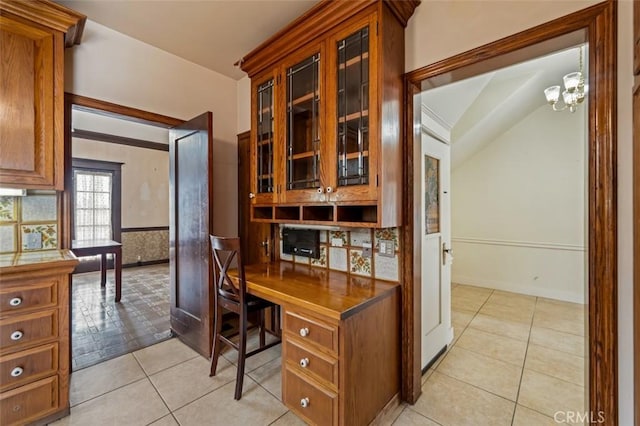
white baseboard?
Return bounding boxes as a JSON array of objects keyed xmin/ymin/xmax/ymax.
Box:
[{"xmin": 452, "ymin": 274, "xmax": 585, "ymax": 304}]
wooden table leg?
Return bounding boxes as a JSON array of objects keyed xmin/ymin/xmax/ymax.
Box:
[
  {"xmin": 115, "ymin": 247, "xmax": 122, "ymax": 302},
  {"xmin": 100, "ymin": 253, "xmax": 107, "ymax": 287}
]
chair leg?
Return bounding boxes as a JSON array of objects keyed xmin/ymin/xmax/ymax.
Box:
[
  {"xmin": 209, "ymin": 304, "xmax": 223, "ymax": 377},
  {"xmin": 235, "ymin": 309, "xmax": 247, "ymax": 400},
  {"xmin": 259, "ymin": 309, "xmax": 266, "ymax": 347}
]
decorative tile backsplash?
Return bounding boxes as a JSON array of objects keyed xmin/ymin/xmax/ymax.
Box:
[
  {"xmin": 0, "ymin": 193, "xmax": 58, "ymax": 253},
  {"xmin": 280, "ymin": 226, "xmax": 401, "ymax": 282}
]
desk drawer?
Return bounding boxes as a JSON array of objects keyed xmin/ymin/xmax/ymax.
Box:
[
  {"xmin": 284, "ymin": 367, "xmax": 337, "ymax": 426},
  {"xmin": 0, "ymin": 280, "xmax": 57, "ymax": 316},
  {"xmin": 0, "ymin": 310, "xmax": 57, "ymax": 353},
  {"xmin": 284, "ymin": 310, "xmax": 338, "ymax": 353},
  {"xmin": 0, "ymin": 343, "xmax": 58, "ymax": 392},
  {"xmin": 0, "ymin": 375, "xmax": 58, "ymax": 426},
  {"xmin": 285, "ymin": 338, "xmax": 338, "ymax": 387}
]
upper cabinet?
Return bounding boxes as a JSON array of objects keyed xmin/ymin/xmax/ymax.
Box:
[
  {"xmin": 244, "ymin": 0, "xmax": 418, "ymax": 228},
  {"xmin": 0, "ymin": 0, "xmax": 85, "ymax": 190}
]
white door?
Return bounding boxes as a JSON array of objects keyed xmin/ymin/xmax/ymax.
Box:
[{"xmin": 421, "ymin": 131, "xmax": 453, "ymax": 369}]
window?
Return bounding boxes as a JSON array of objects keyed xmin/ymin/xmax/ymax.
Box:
[
  {"xmin": 74, "ymin": 170, "xmax": 113, "ymax": 240},
  {"xmin": 71, "ymin": 158, "xmax": 122, "ymax": 243}
]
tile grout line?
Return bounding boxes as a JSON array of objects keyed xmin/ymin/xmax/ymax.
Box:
[{"xmin": 509, "ymin": 295, "xmax": 537, "ymax": 425}]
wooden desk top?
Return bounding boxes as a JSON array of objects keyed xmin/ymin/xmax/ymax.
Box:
[
  {"xmin": 232, "ymin": 262, "xmax": 399, "ymax": 320},
  {"xmin": 0, "ymin": 249, "xmax": 78, "ymax": 275}
]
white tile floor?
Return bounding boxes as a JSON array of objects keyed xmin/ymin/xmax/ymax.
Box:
[{"xmin": 54, "ymin": 284, "xmax": 586, "ymax": 426}]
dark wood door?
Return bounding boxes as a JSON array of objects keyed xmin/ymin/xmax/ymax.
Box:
[
  {"xmin": 238, "ymin": 131, "xmax": 272, "ymax": 264},
  {"xmin": 169, "ymin": 112, "xmax": 214, "ymax": 357}
]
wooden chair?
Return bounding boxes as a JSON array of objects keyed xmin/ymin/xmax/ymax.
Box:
[{"xmin": 209, "ymin": 235, "xmax": 280, "ymax": 400}]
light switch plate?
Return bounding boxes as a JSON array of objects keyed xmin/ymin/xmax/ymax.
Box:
[
  {"xmin": 379, "ymin": 239, "xmax": 395, "ymax": 257},
  {"xmin": 362, "ymin": 242, "xmax": 372, "ymax": 258}
]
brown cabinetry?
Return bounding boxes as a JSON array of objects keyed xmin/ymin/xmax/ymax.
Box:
[
  {"xmin": 0, "ymin": 251, "xmax": 78, "ymax": 426},
  {"xmin": 244, "ymin": 0, "xmax": 418, "ymax": 227},
  {"xmin": 0, "ymin": 0, "xmax": 84, "ymax": 190}
]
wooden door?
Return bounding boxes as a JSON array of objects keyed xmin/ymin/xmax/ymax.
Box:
[
  {"xmin": 169, "ymin": 112, "xmax": 214, "ymax": 357},
  {"xmin": 238, "ymin": 131, "xmax": 272, "ymax": 264},
  {"xmin": 326, "ymin": 12, "xmax": 379, "ymax": 203}
]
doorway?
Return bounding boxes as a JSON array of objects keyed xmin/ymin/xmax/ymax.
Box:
[
  {"xmin": 64, "ymin": 94, "xmax": 182, "ymax": 370},
  {"xmin": 401, "ymin": 2, "xmax": 617, "ymax": 422}
]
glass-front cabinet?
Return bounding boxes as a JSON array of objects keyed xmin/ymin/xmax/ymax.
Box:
[
  {"xmin": 282, "ymin": 45, "xmax": 326, "ymax": 203},
  {"xmin": 250, "ymin": 71, "xmax": 278, "ymax": 204},
  {"xmin": 328, "ymin": 14, "xmax": 378, "ymax": 203}
]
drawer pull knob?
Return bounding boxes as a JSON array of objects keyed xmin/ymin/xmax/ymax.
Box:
[
  {"xmin": 10, "ymin": 331, "xmax": 23, "ymax": 341},
  {"xmin": 299, "ymin": 358, "xmax": 309, "ymax": 368},
  {"xmin": 299, "ymin": 327, "xmax": 309, "ymax": 337},
  {"xmin": 10, "ymin": 367, "xmax": 23, "ymax": 377},
  {"xmin": 9, "ymin": 297, "xmax": 22, "ymax": 307},
  {"xmin": 249, "ymin": 192, "xmax": 256, "ymax": 199},
  {"xmin": 300, "ymin": 397, "xmax": 310, "ymax": 408}
]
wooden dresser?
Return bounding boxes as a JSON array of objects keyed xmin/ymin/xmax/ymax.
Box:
[
  {"xmin": 233, "ymin": 262, "xmax": 400, "ymax": 426},
  {"xmin": 0, "ymin": 251, "xmax": 78, "ymax": 426}
]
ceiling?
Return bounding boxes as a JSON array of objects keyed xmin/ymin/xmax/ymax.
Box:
[
  {"xmin": 421, "ymin": 45, "xmax": 587, "ymax": 168},
  {"xmin": 57, "ymin": 0, "xmax": 320, "ymax": 80}
]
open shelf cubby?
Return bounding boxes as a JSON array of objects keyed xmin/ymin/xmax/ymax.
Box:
[
  {"xmin": 275, "ymin": 206, "xmax": 301, "ymax": 221},
  {"xmin": 252, "ymin": 206, "xmax": 273, "ymax": 220},
  {"xmin": 336, "ymin": 205, "xmax": 377, "ymax": 224},
  {"xmin": 302, "ymin": 205, "xmax": 334, "ymax": 222}
]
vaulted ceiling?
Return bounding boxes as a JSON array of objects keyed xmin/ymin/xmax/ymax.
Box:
[{"xmin": 57, "ymin": 0, "xmax": 320, "ymax": 80}]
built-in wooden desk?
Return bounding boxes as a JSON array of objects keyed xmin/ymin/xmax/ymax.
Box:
[
  {"xmin": 71, "ymin": 240, "xmax": 122, "ymax": 302},
  {"xmin": 231, "ymin": 262, "xmax": 400, "ymax": 426}
]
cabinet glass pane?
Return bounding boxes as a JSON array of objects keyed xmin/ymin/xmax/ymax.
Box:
[
  {"xmin": 257, "ymin": 79, "xmax": 275, "ymax": 194},
  {"xmin": 337, "ymin": 26, "xmax": 369, "ymax": 187},
  {"xmin": 286, "ymin": 54, "xmax": 321, "ymax": 190}
]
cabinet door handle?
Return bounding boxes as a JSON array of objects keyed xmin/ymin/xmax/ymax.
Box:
[
  {"xmin": 299, "ymin": 358, "xmax": 309, "ymax": 368},
  {"xmin": 249, "ymin": 192, "xmax": 256, "ymax": 199},
  {"xmin": 9, "ymin": 297, "xmax": 22, "ymax": 307},
  {"xmin": 299, "ymin": 327, "xmax": 310, "ymax": 337},
  {"xmin": 10, "ymin": 367, "xmax": 23, "ymax": 377},
  {"xmin": 300, "ymin": 397, "xmax": 310, "ymax": 408},
  {"xmin": 10, "ymin": 331, "xmax": 23, "ymax": 341}
]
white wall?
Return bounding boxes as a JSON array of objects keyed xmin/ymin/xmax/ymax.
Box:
[
  {"xmin": 234, "ymin": 1, "xmax": 634, "ymax": 420},
  {"xmin": 451, "ymin": 105, "xmax": 586, "ymax": 303},
  {"xmin": 66, "ymin": 20, "xmax": 239, "ymax": 237}
]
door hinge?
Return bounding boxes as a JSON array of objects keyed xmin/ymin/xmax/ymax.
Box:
[{"xmin": 376, "ymin": 174, "xmax": 379, "ymax": 187}]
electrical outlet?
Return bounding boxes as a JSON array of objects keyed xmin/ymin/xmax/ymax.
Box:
[
  {"xmin": 379, "ymin": 239, "xmax": 395, "ymax": 257},
  {"xmin": 362, "ymin": 242, "xmax": 372, "ymax": 258}
]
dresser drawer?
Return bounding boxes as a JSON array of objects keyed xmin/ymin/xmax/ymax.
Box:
[
  {"xmin": 0, "ymin": 375, "xmax": 58, "ymax": 426},
  {"xmin": 0, "ymin": 343, "xmax": 58, "ymax": 392},
  {"xmin": 285, "ymin": 338, "xmax": 338, "ymax": 387},
  {"xmin": 284, "ymin": 367, "xmax": 337, "ymax": 426},
  {"xmin": 284, "ymin": 310, "xmax": 338, "ymax": 353},
  {"xmin": 0, "ymin": 310, "xmax": 57, "ymax": 353},
  {"xmin": 0, "ymin": 279, "xmax": 57, "ymax": 316}
]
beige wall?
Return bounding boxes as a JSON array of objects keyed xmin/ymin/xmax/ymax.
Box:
[
  {"xmin": 66, "ymin": 20, "xmax": 239, "ymax": 238},
  {"xmin": 231, "ymin": 1, "xmax": 633, "ymax": 420}
]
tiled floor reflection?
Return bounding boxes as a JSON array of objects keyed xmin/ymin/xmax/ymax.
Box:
[{"xmin": 71, "ymin": 264, "xmax": 171, "ymax": 371}]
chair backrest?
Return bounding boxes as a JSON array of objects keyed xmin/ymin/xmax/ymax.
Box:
[{"xmin": 210, "ymin": 236, "xmax": 246, "ymax": 304}]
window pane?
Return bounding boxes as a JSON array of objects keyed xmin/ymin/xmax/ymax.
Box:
[
  {"xmin": 94, "ymin": 174, "xmax": 111, "ymax": 192},
  {"xmin": 95, "ymin": 226, "xmax": 111, "ymax": 240},
  {"xmin": 94, "ymin": 192, "xmax": 110, "ymax": 209},
  {"xmin": 75, "ymin": 173, "xmax": 93, "ymax": 192},
  {"xmin": 73, "ymin": 168, "xmax": 114, "ymax": 241},
  {"xmin": 76, "ymin": 209, "xmax": 94, "ymax": 226},
  {"xmin": 94, "ymin": 209, "xmax": 111, "ymax": 225},
  {"xmin": 76, "ymin": 192, "xmax": 94, "ymax": 209}
]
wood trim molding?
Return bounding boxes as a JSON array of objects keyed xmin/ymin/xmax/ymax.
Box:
[
  {"xmin": 66, "ymin": 94, "xmax": 183, "ymax": 128},
  {"xmin": 239, "ymin": 0, "xmax": 419, "ymax": 77},
  {"xmin": 0, "ymin": 0, "xmax": 86, "ymax": 46},
  {"xmin": 402, "ymin": 2, "xmax": 617, "ymax": 423},
  {"xmin": 121, "ymin": 226, "xmax": 169, "ymax": 233},
  {"xmin": 72, "ymin": 129, "xmax": 169, "ymax": 152}
]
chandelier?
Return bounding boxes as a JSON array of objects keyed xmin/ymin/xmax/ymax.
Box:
[{"xmin": 543, "ymin": 47, "xmax": 586, "ymax": 113}]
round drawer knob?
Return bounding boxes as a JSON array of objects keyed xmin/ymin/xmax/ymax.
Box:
[
  {"xmin": 299, "ymin": 327, "xmax": 309, "ymax": 337},
  {"xmin": 10, "ymin": 367, "xmax": 23, "ymax": 377},
  {"xmin": 9, "ymin": 297, "xmax": 22, "ymax": 307},
  {"xmin": 300, "ymin": 397, "xmax": 310, "ymax": 408},
  {"xmin": 326, "ymin": 186, "xmax": 333, "ymax": 193},
  {"xmin": 317, "ymin": 187, "xmax": 324, "ymax": 194},
  {"xmin": 10, "ymin": 331, "xmax": 23, "ymax": 341},
  {"xmin": 299, "ymin": 358, "xmax": 309, "ymax": 368}
]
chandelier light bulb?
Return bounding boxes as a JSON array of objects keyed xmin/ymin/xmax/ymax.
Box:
[
  {"xmin": 544, "ymin": 85, "xmax": 561, "ymax": 104},
  {"xmin": 563, "ymin": 72, "xmax": 581, "ymax": 92}
]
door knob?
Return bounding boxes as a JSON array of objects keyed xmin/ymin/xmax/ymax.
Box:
[{"xmin": 442, "ymin": 243, "xmax": 453, "ymax": 266}]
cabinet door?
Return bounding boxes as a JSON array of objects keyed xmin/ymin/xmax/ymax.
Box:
[
  {"xmin": 280, "ymin": 44, "xmax": 327, "ymax": 203},
  {"xmin": 0, "ymin": 16, "xmax": 61, "ymax": 189},
  {"xmin": 251, "ymin": 71, "xmax": 279, "ymax": 204},
  {"xmin": 327, "ymin": 13, "xmax": 378, "ymax": 202}
]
